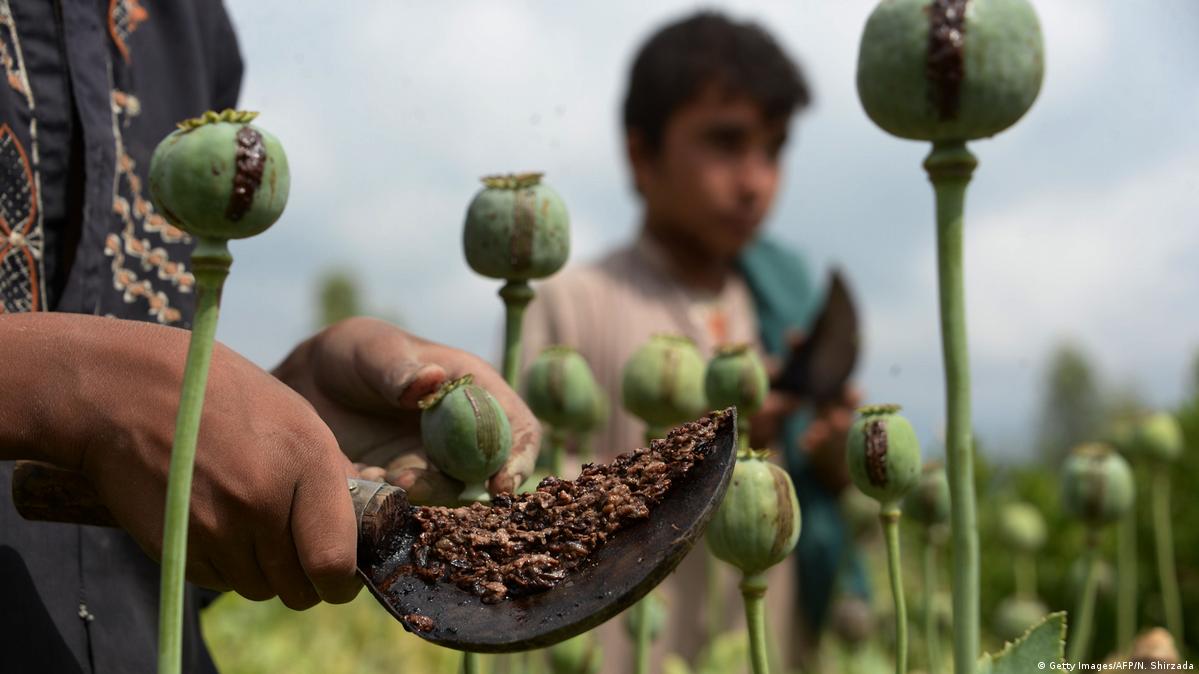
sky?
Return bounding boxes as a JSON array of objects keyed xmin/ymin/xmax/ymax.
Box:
[{"xmin": 216, "ymin": 0, "xmax": 1199, "ymax": 461}]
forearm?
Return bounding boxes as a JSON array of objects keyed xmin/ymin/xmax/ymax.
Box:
[{"xmin": 0, "ymin": 313, "xmax": 186, "ymax": 467}]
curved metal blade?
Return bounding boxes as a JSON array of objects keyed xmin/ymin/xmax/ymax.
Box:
[
  {"xmin": 773, "ymin": 268, "xmax": 860, "ymax": 403},
  {"xmin": 356, "ymin": 409, "xmax": 738, "ymax": 653}
]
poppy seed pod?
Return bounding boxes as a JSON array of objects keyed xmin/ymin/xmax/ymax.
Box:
[
  {"xmin": 419, "ymin": 375, "xmax": 512, "ymax": 503},
  {"xmin": 993, "ymin": 595, "xmax": 1048, "ymax": 643},
  {"xmin": 524, "ymin": 346, "xmax": 602, "ymax": 431},
  {"xmin": 704, "ymin": 343, "xmax": 769, "ymax": 417},
  {"xmin": 149, "ymin": 110, "xmax": 289, "ymax": 240},
  {"xmin": 706, "ymin": 450, "xmax": 802, "ymax": 576},
  {"xmin": 903, "ymin": 462, "xmax": 950, "ymax": 527},
  {"xmin": 1060, "ymin": 442, "xmax": 1135, "ymax": 527},
  {"xmin": 997, "ymin": 502, "xmax": 1047, "ymax": 555},
  {"xmin": 1134, "ymin": 412, "xmax": 1184, "ymax": 463},
  {"xmin": 846, "ymin": 404, "xmax": 923, "ymax": 506},
  {"xmin": 463, "ymin": 172, "xmax": 569, "ymax": 281},
  {"xmin": 621, "ymin": 334, "xmax": 708, "ymax": 430},
  {"xmin": 856, "ymin": 0, "xmax": 1044, "ymax": 142}
]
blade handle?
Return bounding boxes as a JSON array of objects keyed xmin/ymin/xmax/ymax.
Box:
[
  {"xmin": 12, "ymin": 460, "xmax": 406, "ymax": 542},
  {"xmin": 12, "ymin": 460, "xmax": 119, "ymax": 527}
]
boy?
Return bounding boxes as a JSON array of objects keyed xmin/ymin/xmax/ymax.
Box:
[{"xmin": 523, "ymin": 11, "xmax": 860, "ymax": 671}]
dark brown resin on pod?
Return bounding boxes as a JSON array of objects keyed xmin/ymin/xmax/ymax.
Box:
[
  {"xmin": 509, "ymin": 188, "xmax": 536, "ymax": 271},
  {"xmin": 769, "ymin": 466, "xmax": 796, "ymax": 559},
  {"xmin": 225, "ymin": 126, "xmax": 265, "ymax": 221},
  {"xmin": 928, "ymin": 0, "xmax": 969, "ymax": 120},
  {"xmin": 394, "ymin": 414, "xmax": 720, "ymax": 604},
  {"xmin": 865, "ymin": 419, "xmax": 889, "ymax": 488}
]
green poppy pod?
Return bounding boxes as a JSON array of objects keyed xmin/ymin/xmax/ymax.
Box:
[
  {"xmin": 577, "ymin": 390, "xmax": 609, "ymax": 435},
  {"xmin": 856, "ymin": 0, "xmax": 1044, "ymax": 142},
  {"xmin": 1133, "ymin": 412, "xmax": 1184, "ymax": 463},
  {"xmin": 997, "ymin": 502, "xmax": 1047, "ymax": 555},
  {"xmin": 704, "ymin": 343, "xmax": 769, "ymax": 417},
  {"xmin": 463, "ymin": 173, "xmax": 569, "ymax": 281},
  {"xmin": 992, "ymin": 595, "xmax": 1048, "ymax": 643},
  {"xmin": 621, "ymin": 334, "xmax": 708, "ymax": 430},
  {"xmin": 1060, "ymin": 442, "xmax": 1135, "ymax": 527},
  {"xmin": 846, "ymin": 404, "xmax": 923, "ymax": 506},
  {"xmin": 419, "ymin": 375, "xmax": 512, "ymax": 503},
  {"xmin": 706, "ymin": 450, "xmax": 801, "ymax": 577},
  {"xmin": 903, "ymin": 461, "xmax": 950, "ymax": 527},
  {"xmin": 524, "ymin": 346, "xmax": 602, "ymax": 431},
  {"xmin": 149, "ymin": 110, "xmax": 289, "ymax": 240}
]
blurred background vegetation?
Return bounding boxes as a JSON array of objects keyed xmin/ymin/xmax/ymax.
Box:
[{"xmin": 201, "ymin": 274, "xmax": 1199, "ymax": 673}]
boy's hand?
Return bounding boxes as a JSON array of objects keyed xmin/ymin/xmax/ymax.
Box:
[
  {"xmin": 0, "ymin": 313, "xmax": 361, "ymax": 609},
  {"xmin": 273, "ymin": 317, "xmax": 540, "ymax": 505}
]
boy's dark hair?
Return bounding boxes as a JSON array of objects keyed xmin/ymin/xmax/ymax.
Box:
[{"xmin": 623, "ymin": 12, "xmax": 811, "ymax": 152}]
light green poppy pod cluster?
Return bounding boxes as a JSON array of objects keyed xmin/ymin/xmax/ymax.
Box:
[
  {"xmin": 621, "ymin": 334, "xmax": 708, "ymax": 430},
  {"xmin": 419, "ymin": 375, "xmax": 512, "ymax": 503},
  {"xmin": 903, "ymin": 461, "xmax": 950, "ymax": 527},
  {"xmin": 997, "ymin": 502, "xmax": 1047, "ymax": 555},
  {"xmin": 1133, "ymin": 411, "xmax": 1184, "ymax": 463},
  {"xmin": 462, "ymin": 172, "xmax": 569, "ymax": 281},
  {"xmin": 992, "ymin": 595, "xmax": 1048, "ymax": 643},
  {"xmin": 706, "ymin": 450, "xmax": 802, "ymax": 577},
  {"xmin": 856, "ymin": 0, "xmax": 1044, "ymax": 142},
  {"xmin": 704, "ymin": 343, "xmax": 769, "ymax": 416},
  {"xmin": 846, "ymin": 404, "xmax": 923, "ymax": 506},
  {"xmin": 149, "ymin": 110, "xmax": 289, "ymax": 240},
  {"xmin": 1060, "ymin": 442, "xmax": 1135, "ymax": 527},
  {"xmin": 524, "ymin": 346, "xmax": 602, "ymax": 430}
]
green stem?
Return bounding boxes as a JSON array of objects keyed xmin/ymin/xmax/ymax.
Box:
[
  {"xmin": 1015, "ymin": 553, "xmax": 1037, "ymax": 599},
  {"xmin": 923, "ymin": 532, "xmax": 941, "ymax": 674},
  {"xmin": 633, "ymin": 600, "xmax": 651, "ymax": 674},
  {"xmin": 738, "ymin": 416, "xmax": 752, "ymax": 451},
  {"xmin": 499, "ymin": 280, "xmax": 534, "ymax": 388},
  {"xmin": 924, "ymin": 141, "xmax": 979, "ymax": 674},
  {"xmin": 1067, "ymin": 540, "xmax": 1100, "ymax": 663},
  {"xmin": 157, "ymin": 239, "xmax": 231, "ymax": 674},
  {"xmin": 548, "ymin": 427, "xmax": 566, "ymax": 476},
  {"xmin": 1116, "ymin": 504, "xmax": 1137, "ymax": 653},
  {"xmin": 742, "ymin": 573, "xmax": 770, "ymax": 674},
  {"xmin": 1152, "ymin": 465, "xmax": 1184, "ymax": 643},
  {"xmin": 882, "ymin": 509, "xmax": 909, "ymax": 674},
  {"xmin": 463, "ymin": 651, "xmax": 479, "ymax": 674}
]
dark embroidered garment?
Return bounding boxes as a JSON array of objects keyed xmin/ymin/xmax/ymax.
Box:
[{"xmin": 0, "ymin": 0, "xmax": 242, "ymax": 670}]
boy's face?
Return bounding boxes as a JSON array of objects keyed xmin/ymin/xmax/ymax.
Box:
[{"xmin": 630, "ymin": 83, "xmax": 790, "ymax": 260}]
